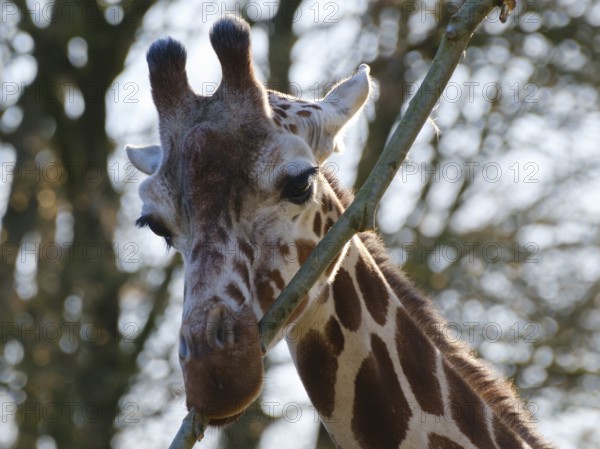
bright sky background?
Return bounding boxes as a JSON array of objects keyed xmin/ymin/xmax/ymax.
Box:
[
  {"xmin": 2, "ymin": 0, "xmax": 600, "ymax": 447},
  {"xmin": 105, "ymin": 2, "xmax": 600, "ymax": 447}
]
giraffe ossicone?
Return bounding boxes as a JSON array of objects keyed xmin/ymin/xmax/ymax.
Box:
[{"xmin": 127, "ymin": 16, "xmax": 553, "ymax": 449}]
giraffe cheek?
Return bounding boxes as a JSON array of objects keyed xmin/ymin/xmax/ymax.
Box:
[{"xmin": 180, "ymin": 307, "xmax": 263, "ymax": 423}]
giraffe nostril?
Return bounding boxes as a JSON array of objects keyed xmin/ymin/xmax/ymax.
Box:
[
  {"xmin": 179, "ymin": 325, "xmax": 192, "ymax": 361},
  {"xmin": 206, "ymin": 306, "xmax": 235, "ymax": 350}
]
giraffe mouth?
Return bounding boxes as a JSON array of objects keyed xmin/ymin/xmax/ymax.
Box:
[
  {"xmin": 207, "ymin": 410, "xmax": 246, "ymax": 427},
  {"xmin": 183, "ymin": 359, "xmax": 263, "ymax": 427}
]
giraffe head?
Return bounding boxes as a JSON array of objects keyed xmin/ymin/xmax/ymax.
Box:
[{"xmin": 127, "ymin": 17, "xmax": 371, "ymax": 424}]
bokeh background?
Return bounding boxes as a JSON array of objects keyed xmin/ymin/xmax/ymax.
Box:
[{"xmin": 1, "ymin": 0, "xmax": 600, "ymax": 448}]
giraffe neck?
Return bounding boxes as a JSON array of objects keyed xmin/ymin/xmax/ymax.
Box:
[{"xmin": 285, "ymin": 177, "xmax": 551, "ymax": 449}]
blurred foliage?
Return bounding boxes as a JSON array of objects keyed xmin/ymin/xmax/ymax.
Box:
[{"xmin": 1, "ymin": 0, "xmax": 599, "ymax": 448}]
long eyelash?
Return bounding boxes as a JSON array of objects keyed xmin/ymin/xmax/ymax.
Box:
[
  {"xmin": 136, "ymin": 215, "xmax": 173, "ymax": 250},
  {"xmin": 136, "ymin": 216, "xmax": 150, "ymax": 228},
  {"xmin": 304, "ymin": 166, "xmax": 319, "ymax": 179},
  {"xmin": 300, "ymin": 167, "xmax": 319, "ymax": 190},
  {"xmin": 290, "ymin": 166, "xmax": 319, "ymax": 186}
]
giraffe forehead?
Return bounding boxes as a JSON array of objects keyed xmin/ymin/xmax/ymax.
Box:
[
  {"xmin": 176, "ymin": 124, "xmax": 315, "ymax": 201},
  {"xmin": 181, "ymin": 124, "xmax": 266, "ymax": 179},
  {"xmin": 174, "ymin": 126, "xmax": 266, "ymax": 222}
]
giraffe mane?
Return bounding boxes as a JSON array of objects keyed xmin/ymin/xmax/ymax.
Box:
[{"xmin": 322, "ymin": 169, "xmax": 554, "ymax": 449}]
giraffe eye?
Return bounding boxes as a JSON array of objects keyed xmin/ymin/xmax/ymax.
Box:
[
  {"xmin": 283, "ymin": 167, "xmax": 318, "ymax": 204},
  {"xmin": 136, "ymin": 215, "xmax": 173, "ymax": 248}
]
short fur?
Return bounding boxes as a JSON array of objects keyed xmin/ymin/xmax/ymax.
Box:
[
  {"xmin": 323, "ymin": 169, "xmax": 553, "ymax": 449},
  {"xmin": 130, "ymin": 16, "xmax": 553, "ymax": 448}
]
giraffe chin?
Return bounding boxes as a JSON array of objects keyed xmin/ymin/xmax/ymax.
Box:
[
  {"xmin": 184, "ymin": 374, "xmax": 262, "ymax": 428},
  {"xmin": 183, "ymin": 356, "xmax": 263, "ymax": 426}
]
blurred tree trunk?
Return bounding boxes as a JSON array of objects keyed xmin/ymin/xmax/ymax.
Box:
[{"xmin": 0, "ymin": 1, "xmax": 156, "ymax": 447}]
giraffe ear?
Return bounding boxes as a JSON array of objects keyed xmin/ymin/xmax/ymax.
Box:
[
  {"xmin": 311, "ymin": 64, "xmax": 372, "ymax": 161},
  {"xmin": 126, "ymin": 144, "xmax": 162, "ymax": 175},
  {"xmin": 320, "ymin": 64, "xmax": 371, "ymax": 132}
]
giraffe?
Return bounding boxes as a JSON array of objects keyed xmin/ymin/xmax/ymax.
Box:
[{"xmin": 126, "ymin": 17, "xmax": 553, "ymax": 449}]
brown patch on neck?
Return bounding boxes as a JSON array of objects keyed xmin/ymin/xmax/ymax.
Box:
[
  {"xmin": 332, "ymin": 267, "xmax": 362, "ymax": 331},
  {"xmin": 395, "ymin": 307, "xmax": 444, "ymax": 416},
  {"xmin": 312, "ymin": 212, "xmax": 322, "ymax": 237},
  {"xmin": 427, "ymin": 433, "xmax": 465, "ymax": 449},
  {"xmin": 355, "ymin": 254, "xmax": 389, "ymax": 326},
  {"xmin": 444, "ymin": 361, "xmax": 496, "ymax": 449},
  {"xmin": 296, "ymin": 329, "xmax": 338, "ymax": 418},
  {"xmin": 295, "ymin": 238, "xmax": 316, "ymax": 265},
  {"xmin": 356, "ymin": 231, "xmax": 553, "ymax": 448},
  {"xmin": 352, "ymin": 334, "xmax": 411, "ymax": 449},
  {"xmin": 314, "ymin": 159, "xmax": 552, "ymax": 449},
  {"xmin": 324, "ymin": 316, "xmax": 344, "ymax": 356}
]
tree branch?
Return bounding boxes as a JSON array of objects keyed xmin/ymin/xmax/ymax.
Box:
[
  {"xmin": 168, "ymin": 0, "xmax": 509, "ymax": 446},
  {"xmin": 258, "ymin": 0, "xmax": 504, "ymax": 351}
]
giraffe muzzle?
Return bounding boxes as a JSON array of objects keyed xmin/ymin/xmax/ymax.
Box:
[{"xmin": 178, "ymin": 304, "xmax": 264, "ymax": 424}]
